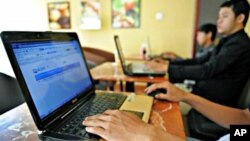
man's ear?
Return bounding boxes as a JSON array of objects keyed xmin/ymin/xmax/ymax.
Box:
[{"xmin": 236, "ymin": 13, "xmax": 245, "ymax": 24}]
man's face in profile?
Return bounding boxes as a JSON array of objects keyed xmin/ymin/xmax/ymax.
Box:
[
  {"xmin": 217, "ymin": 7, "xmax": 238, "ymax": 36},
  {"xmin": 196, "ymin": 31, "xmax": 209, "ymax": 47}
]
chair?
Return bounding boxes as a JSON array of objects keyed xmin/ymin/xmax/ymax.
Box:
[
  {"xmin": 82, "ymin": 47, "xmax": 115, "ymax": 90},
  {"xmin": 187, "ymin": 77, "xmax": 250, "ymax": 140},
  {"xmin": 82, "ymin": 46, "xmax": 115, "ymax": 69},
  {"xmin": 0, "ymin": 72, "xmax": 24, "ymax": 114},
  {"xmin": 237, "ymin": 78, "xmax": 250, "ymax": 109}
]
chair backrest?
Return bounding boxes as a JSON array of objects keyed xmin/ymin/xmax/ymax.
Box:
[
  {"xmin": 0, "ymin": 72, "xmax": 24, "ymax": 114},
  {"xmin": 238, "ymin": 77, "xmax": 250, "ymax": 109},
  {"xmin": 82, "ymin": 47, "xmax": 115, "ymax": 69}
]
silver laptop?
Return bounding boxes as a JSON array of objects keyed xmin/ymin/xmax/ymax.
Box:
[
  {"xmin": 146, "ymin": 36, "xmax": 170, "ymax": 60},
  {"xmin": 146, "ymin": 36, "xmax": 156, "ymax": 59}
]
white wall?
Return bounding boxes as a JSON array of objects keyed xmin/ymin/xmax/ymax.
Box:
[{"xmin": 0, "ymin": 0, "xmax": 47, "ymax": 77}]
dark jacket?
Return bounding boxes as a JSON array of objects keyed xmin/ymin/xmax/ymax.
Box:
[{"xmin": 168, "ymin": 29, "xmax": 250, "ymax": 107}]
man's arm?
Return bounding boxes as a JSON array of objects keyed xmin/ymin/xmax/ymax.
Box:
[
  {"xmin": 168, "ymin": 43, "xmax": 247, "ymax": 81},
  {"xmin": 145, "ymin": 51, "xmax": 210, "ymax": 74},
  {"xmin": 145, "ymin": 82, "xmax": 250, "ymax": 129},
  {"xmin": 83, "ymin": 110, "xmax": 185, "ymax": 141},
  {"xmin": 183, "ymin": 93, "xmax": 250, "ymax": 128},
  {"xmin": 170, "ymin": 53, "xmax": 210, "ymax": 65}
]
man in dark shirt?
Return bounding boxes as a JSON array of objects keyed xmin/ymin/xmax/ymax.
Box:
[
  {"xmin": 147, "ymin": 0, "xmax": 250, "ymax": 108},
  {"xmin": 146, "ymin": 0, "xmax": 250, "ymax": 138}
]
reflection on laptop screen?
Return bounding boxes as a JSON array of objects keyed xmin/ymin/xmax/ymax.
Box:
[{"xmin": 11, "ymin": 40, "xmax": 92, "ymax": 119}]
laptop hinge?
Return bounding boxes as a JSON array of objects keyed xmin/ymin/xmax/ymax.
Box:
[{"xmin": 61, "ymin": 104, "xmax": 79, "ymax": 119}]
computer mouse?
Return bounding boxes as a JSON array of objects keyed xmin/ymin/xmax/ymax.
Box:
[{"xmin": 147, "ymin": 88, "xmax": 167, "ymax": 97}]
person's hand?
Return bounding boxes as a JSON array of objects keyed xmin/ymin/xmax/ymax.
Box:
[
  {"xmin": 82, "ymin": 110, "xmax": 184, "ymax": 141},
  {"xmin": 152, "ymin": 58, "xmax": 168, "ymax": 64},
  {"xmin": 161, "ymin": 51, "xmax": 178, "ymax": 59},
  {"xmin": 145, "ymin": 81, "xmax": 189, "ymax": 102},
  {"xmin": 145, "ymin": 60, "xmax": 168, "ymax": 73},
  {"xmin": 82, "ymin": 110, "xmax": 154, "ymax": 141}
]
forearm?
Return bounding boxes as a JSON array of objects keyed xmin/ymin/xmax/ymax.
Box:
[
  {"xmin": 183, "ymin": 93, "xmax": 250, "ymax": 128},
  {"xmin": 145, "ymin": 125, "xmax": 185, "ymax": 141},
  {"xmin": 170, "ymin": 54, "xmax": 209, "ymax": 65},
  {"xmin": 168, "ymin": 65, "xmax": 212, "ymax": 81},
  {"xmin": 170, "ymin": 59, "xmax": 197, "ymax": 65}
]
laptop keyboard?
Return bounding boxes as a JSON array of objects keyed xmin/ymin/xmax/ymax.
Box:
[
  {"xmin": 89, "ymin": 93, "xmax": 127, "ymax": 115},
  {"xmin": 57, "ymin": 93, "xmax": 127, "ymax": 140}
]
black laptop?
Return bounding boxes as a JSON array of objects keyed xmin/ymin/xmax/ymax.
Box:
[
  {"xmin": 1, "ymin": 31, "xmax": 153, "ymax": 141},
  {"xmin": 114, "ymin": 35, "xmax": 166, "ymax": 77}
]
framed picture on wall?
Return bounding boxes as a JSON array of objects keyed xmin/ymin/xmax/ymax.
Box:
[
  {"xmin": 112, "ymin": 0, "xmax": 141, "ymax": 29},
  {"xmin": 80, "ymin": 0, "xmax": 101, "ymax": 30},
  {"xmin": 48, "ymin": 2, "xmax": 71, "ymax": 29}
]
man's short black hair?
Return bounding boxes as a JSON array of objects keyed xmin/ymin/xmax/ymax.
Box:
[
  {"xmin": 220, "ymin": 0, "xmax": 250, "ymax": 26},
  {"xmin": 198, "ymin": 23, "xmax": 217, "ymax": 41}
]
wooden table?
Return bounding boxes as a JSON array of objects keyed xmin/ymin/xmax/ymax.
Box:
[
  {"xmin": 90, "ymin": 62, "xmax": 168, "ymax": 91},
  {"xmin": 0, "ymin": 98, "xmax": 186, "ymax": 140}
]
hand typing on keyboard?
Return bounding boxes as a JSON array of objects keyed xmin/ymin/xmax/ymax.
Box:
[{"xmin": 83, "ymin": 109, "xmax": 175, "ymax": 141}]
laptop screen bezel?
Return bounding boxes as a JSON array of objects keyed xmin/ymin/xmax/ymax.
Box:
[
  {"xmin": 114, "ymin": 35, "xmax": 130, "ymax": 75},
  {"xmin": 1, "ymin": 31, "xmax": 96, "ymax": 130}
]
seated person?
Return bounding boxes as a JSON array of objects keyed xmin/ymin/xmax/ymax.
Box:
[
  {"xmin": 83, "ymin": 81, "xmax": 250, "ymax": 141},
  {"xmin": 169, "ymin": 23, "xmax": 217, "ymax": 91},
  {"xmin": 162, "ymin": 23, "xmax": 217, "ymax": 60},
  {"xmin": 146, "ymin": 0, "xmax": 250, "ymax": 109},
  {"xmin": 145, "ymin": 0, "xmax": 250, "ymax": 138}
]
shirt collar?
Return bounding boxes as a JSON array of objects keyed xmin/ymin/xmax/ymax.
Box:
[{"xmin": 222, "ymin": 29, "xmax": 245, "ymax": 41}]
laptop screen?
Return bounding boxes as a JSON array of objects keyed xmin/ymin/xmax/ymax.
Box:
[
  {"xmin": 114, "ymin": 35, "xmax": 126, "ymax": 66},
  {"xmin": 11, "ymin": 39, "xmax": 92, "ymax": 119}
]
